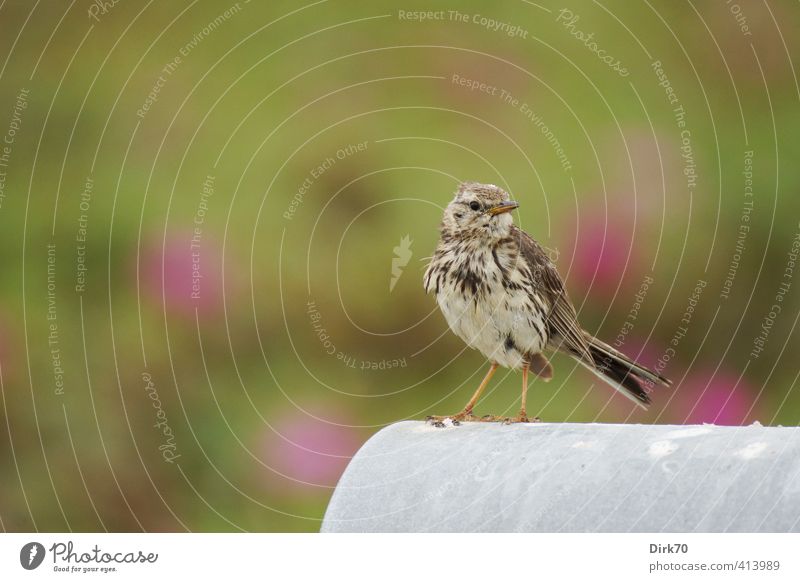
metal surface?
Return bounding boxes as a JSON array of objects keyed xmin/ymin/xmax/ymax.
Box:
[{"xmin": 322, "ymin": 421, "xmax": 800, "ymax": 532}]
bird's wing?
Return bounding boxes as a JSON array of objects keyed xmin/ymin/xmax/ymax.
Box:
[
  {"xmin": 422, "ymin": 244, "xmax": 443, "ymax": 294},
  {"xmin": 511, "ymin": 225, "xmax": 592, "ymax": 362}
]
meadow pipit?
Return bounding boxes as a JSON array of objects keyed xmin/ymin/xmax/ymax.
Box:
[{"xmin": 423, "ymin": 182, "xmax": 671, "ymax": 425}]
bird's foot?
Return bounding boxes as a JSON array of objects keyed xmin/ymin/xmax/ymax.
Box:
[
  {"xmin": 502, "ymin": 413, "xmax": 542, "ymax": 424},
  {"xmin": 477, "ymin": 414, "xmax": 509, "ymax": 423},
  {"xmin": 425, "ymin": 412, "xmax": 479, "ymax": 427}
]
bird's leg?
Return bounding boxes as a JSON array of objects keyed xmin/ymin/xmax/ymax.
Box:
[
  {"xmin": 427, "ymin": 362, "xmax": 498, "ymax": 426},
  {"xmin": 501, "ymin": 355, "xmax": 550, "ymax": 423},
  {"xmin": 518, "ymin": 363, "xmax": 530, "ymax": 423},
  {"xmin": 498, "ymin": 361, "xmax": 543, "ymax": 424},
  {"xmin": 479, "ymin": 363, "xmax": 531, "ymax": 424},
  {"xmin": 462, "ymin": 362, "xmax": 499, "ymax": 417}
]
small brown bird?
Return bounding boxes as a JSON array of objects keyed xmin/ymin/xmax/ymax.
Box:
[{"xmin": 423, "ymin": 182, "xmax": 671, "ymax": 425}]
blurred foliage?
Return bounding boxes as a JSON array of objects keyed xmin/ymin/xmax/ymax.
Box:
[{"xmin": 0, "ymin": 0, "xmax": 799, "ymax": 531}]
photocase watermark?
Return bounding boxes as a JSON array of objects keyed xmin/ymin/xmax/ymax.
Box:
[
  {"xmin": 390, "ymin": 235, "xmax": 413, "ymax": 292},
  {"xmin": 556, "ymin": 9, "xmax": 629, "ymax": 77},
  {"xmin": 726, "ymin": 0, "xmax": 753, "ymax": 37},
  {"xmin": 651, "ymin": 60, "xmax": 697, "ymax": 195},
  {"xmin": 398, "ymin": 9, "xmax": 529, "ymax": 38},
  {"xmin": 190, "ymin": 174, "xmax": 215, "ymax": 301},
  {"xmin": 397, "ymin": 9, "xmax": 447, "ymax": 22},
  {"xmin": 142, "ymin": 372, "xmax": 181, "ymax": 463},
  {"xmin": 643, "ymin": 279, "xmax": 707, "ymax": 390},
  {"xmin": 75, "ymin": 176, "xmax": 93, "ymax": 294},
  {"xmin": 136, "ymin": 2, "xmax": 246, "ymax": 119},
  {"xmin": 448, "ymin": 10, "xmax": 529, "ymax": 38},
  {"xmin": 613, "ymin": 274, "xmax": 654, "ymax": 349},
  {"xmin": 20, "ymin": 542, "xmax": 45, "ymax": 570},
  {"xmin": 451, "ymin": 73, "xmax": 500, "ymax": 96},
  {"xmin": 652, "ymin": 60, "xmax": 678, "ymax": 107},
  {"xmin": 178, "ymin": 2, "xmax": 249, "ymax": 58},
  {"xmin": 450, "ymin": 73, "xmax": 572, "ymax": 172},
  {"xmin": 47, "ymin": 243, "xmax": 65, "ymax": 396},
  {"xmin": 674, "ymin": 105, "xmax": 698, "ymax": 192},
  {"xmin": 721, "ymin": 150, "xmax": 754, "ymax": 300},
  {"xmin": 513, "ymin": 98, "xmax": 573, "ymax": 172},
  {"xmin": 0, "ymin": 87, "xmax": 30, "ymax": 211},
  {"xmin": 526, "ymin": 248, "xmax": 563, "ymax": 289},
  {"xmin": 284, "ymin": 141, "xmax": 369, "ymax": 220},
  {"xmin": 306, "ymin": 298, "xmax": 407, "ymax": 370},
  {"xmin": 87, "ymin": 0, "xmax": 122, "ymax": 22},
  {"xmin": 22, "ymin": 540, "xmax": 158, "ymax": 573},
  {"xmin": 750, "ymin": 224, "xmax": 800, "ymax": 359}
]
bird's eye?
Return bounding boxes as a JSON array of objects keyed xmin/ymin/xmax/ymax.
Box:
[{"xmin": 469, "ymin": 201, "xmax": 481, "ymax": 211}]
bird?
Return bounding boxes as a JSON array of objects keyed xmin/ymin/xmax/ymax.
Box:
[{"xmin": 423, "ymin": 182, "xmax": 671, "ymax": 425}]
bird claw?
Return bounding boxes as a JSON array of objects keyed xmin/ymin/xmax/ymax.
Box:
[
  {"xmin": 505, "ymin": 414, "xmax": 542, "ymax": 424},
  {"xmin": 426, "ymin": 413, "xmax": 479, "ymax": 427},
  {"xmin": 426, "ymin": 413, "xmax": 542, "ymax": 426},
  {"xmin": 483, "ymin": 414, "xmax": 542, "ymax": 424}
]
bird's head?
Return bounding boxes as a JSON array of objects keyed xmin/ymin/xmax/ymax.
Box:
[{"xmin": 441, "ymin": 182, "xmax": 518, "ymax": 240}]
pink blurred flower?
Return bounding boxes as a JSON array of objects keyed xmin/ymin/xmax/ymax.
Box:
[
  {"xmin": 679, "ymin": 369, "xmax": 757, "ymax": 426},
  {"xmin": 260, "ymin": 411, "xmax": 362, "ymax": 488},
  {"xmin": 585, "ymin": 338, "xmax": 757, "ymax": 426},
  {"xmin": 562, "ymin": 210, "xmax": 639, "ymax": 300},
  {"xmin": 140, "ymin": 232, "xmax": 224, "ymax": 317}
]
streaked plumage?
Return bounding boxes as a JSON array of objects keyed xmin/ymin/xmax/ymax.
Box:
[{"xmin": 424, "ymin": 182, "xmax": 671, "ymax": 423}]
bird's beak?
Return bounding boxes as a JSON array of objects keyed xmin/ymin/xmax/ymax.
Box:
[{"xmin": 488, "ymin": 201, "xmax": 519, "ymax": 216}]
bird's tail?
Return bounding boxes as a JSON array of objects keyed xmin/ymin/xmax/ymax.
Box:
[{"xmin": 570, "ymin": 332, "xmax": 672, "ymax": 409}]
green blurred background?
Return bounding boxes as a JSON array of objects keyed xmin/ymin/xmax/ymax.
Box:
[{"xmin": 0, "ymin": 0, "xmax": 799, "ymax": 531}]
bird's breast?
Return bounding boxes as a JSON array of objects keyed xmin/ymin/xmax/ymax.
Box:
[{"xmin": 429, "ymin": 243, "xmax": 548, "ymax": 368}]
